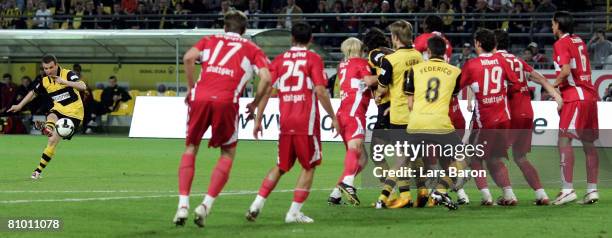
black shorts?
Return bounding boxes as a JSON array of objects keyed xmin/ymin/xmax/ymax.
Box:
[
  {"xmin": 388, "ymin": 123, "xmax": 407, "ymax": 130},
  {"xmin": 47, "ymin": 110, "xmax": 81, "ymax": 140},
  {"xmin": 374, "ymin": 102, "xmax": 391, "ymax": 130}
]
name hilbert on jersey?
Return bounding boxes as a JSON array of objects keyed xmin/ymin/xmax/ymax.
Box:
[{"xmin": 472, "ymin": 58, "xmax": 504, "ymax": 105}]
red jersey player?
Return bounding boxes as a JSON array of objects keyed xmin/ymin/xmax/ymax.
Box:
[
  {"xmin": 246, "ymin": 23, "xmax": 340, "ymax": 223},
  {"xmin": 414, "ymin": 16, "xmax": 466, "ymax": 137},
  {"xmin": 460, "ymin": 29, "xmax": 521, "ymax": 206},
  {"xmin": 173, "ymin": 11, "xmax": 272, "ymax": 227},
  {"xmin": 550, "ymin": 11, "xmax": 600, "ymax": 205},
  {"xmin": 494, "ymin": 30, "xmax": 563, "ymax": 205},
  {"xmin": 327, "ymin": 37, "xmax": 372, "ymax": 206}
]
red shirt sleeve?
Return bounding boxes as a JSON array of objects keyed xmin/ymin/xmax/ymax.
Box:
[
  {"xmin": 414, "ymin": 34, "xmax": 428, "ymax": 53},
  {"xmin": 460, "ymin": 60, "xmax": 473, "ymax": 88},
  {"xmin": 554, "ymin": 40, "xmax": 571, "ymax": 66},
  {"xmin": 193, "ymin": 37, "xmax": 209, "ymax": 51},
  {"xmin": 359, "ymin": 60, "xmax": 372, "ymax": 78},
  {"xmin": 518, "ymin": 58, "xmax": 534, "ymax": 73},
  {"xmin": 269, "ymin": 56, "xmax": 282, "ymax": 88},
  {"xmin": 309, "ymin": 53, "xmax": 327, "ymax": 86},
  {"xmin": 250, "ymin": 45, "xmax": 270, "ymax": 70}
]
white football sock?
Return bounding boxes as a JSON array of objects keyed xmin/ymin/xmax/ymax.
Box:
[
  {"xmin": 457, "ymin": 188, "xmax": 468, "ymax": 199},
  {"xmin": 288, "ymin": 202, "xmax": 303, "ymax": 215},
  {"xmin": 178, "ymin": 195, "xmax": 189, "ymax": 208},
  {"xmin": 503, "ymin": 187, "xmax": 515, "ymax": 199},
  {"xmin": 562, "ymin": 181, "xmax": 573, "ymax": 190},
  {"xmin": 342, "ymin": 175, "xmax": 355, "ymax": 187},
  {"xmin": 250, "ymin": 195, "xmax": 266, "ymax": 211},
  {"xmin": 587, "ymin": 183, "xmax": 597, "ymax": 194},
  {"xmin": 535, "ymin": 189, "xmax": 548, "ymax": 199},
  {"xmin": 330, "ymin": 187, "xmax": 341, "ymax": 199},
  {"xmin": 561, "ymin": 188, "xmax": 574, "ymax": 194},
  {"xmin": 480, "ymin": 188, "xmax": 492, "ymax": 201},
  {"xmin": 202, "ymin": 195, "xmax": 215, "ymax": 214}
]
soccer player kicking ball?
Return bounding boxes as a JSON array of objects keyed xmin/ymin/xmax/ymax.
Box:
[
  {"xmin": 245, "ymin": 22, "xmax": 340, "ymax": 224},
  {"xmin": 8, "ymin": 55, "xmax": 86, "ymax": 179},
  {"xmin": 550, "ymin": 11, "xmax": 600, "ymax": 205},
  {"xmin": 460, "ymin": 29, "xmax": 522, "ymax": 206},
  {"xmin": 327, "ymin": 37, "xmax": 372, "ymax": 206},
  {"xmin": 173, "ymin": 10, "xmax": 272, "ymax": 227},
  {"xmin": 493, "ymin": 30, "xmax": 563, "ymax": 205}
]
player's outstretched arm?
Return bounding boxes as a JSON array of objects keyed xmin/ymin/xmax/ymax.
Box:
[
  {"xmin": 529, "ymin": 70, "xmax": 563, "ymax": 110},
  {"xmin": 363, "ymin": 75, "xmax": 379, "ymax": 86},
  {"xmin": 7, "ymin": 90, "xmax": 35, "ymax": 113},
  {"xmin": 315, "ymin": 85, "xmax": 340, "ymax": 137}
]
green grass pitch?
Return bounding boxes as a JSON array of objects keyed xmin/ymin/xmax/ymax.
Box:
[{"xmin": 0, "ymin": 135, "xmax": 610, "ymax": 237}]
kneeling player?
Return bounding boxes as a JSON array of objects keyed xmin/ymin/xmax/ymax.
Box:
[
  {"xmin": 327, "ymin": 37, "xmax": 372, "ymax": 206},
  {"xmin": 8, "ymin": 54, "xmax": 86, "ymax": 179},
  {"xmin": 246, "ymin": 23, "xmax": 340, "ymax": 223}
]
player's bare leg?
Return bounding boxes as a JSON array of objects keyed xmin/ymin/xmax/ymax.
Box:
[
  {"xmin": 512, "ymin": 152, "xmax": 549, "ymax": 205},
  {"xmin": 470, "ymin": 158, "xmax": 493, "ymax": 205},
  {"xmin": 174, "ymin": 144, "xmax": 200, "ymax": 226},
  {"xmin": 194, "ymin": 146, "xmax": 236, "ymax": 228},
  {"xmin": 486, "ymin": 157, "xmax": 517, "ymax": 206},
  {"xmin": 553, "ymin": 137, "xmax": 578, "ymax": 205},
  {"xmin": 247, "ymin": 166, "xmax": 283, "ymax": 221},
  {"xmin": 331, "ymin": 138, "xmax": 365, "ymax": 206},
  {"xmin": 286, "ymin": 168, "xmax": 315, "ymax": 223},
  {"xmin": 580, "ymin": 141, "xmax": 599, "ymax": 204},
  {"xmin": 32, "ymin": 113, "xmax": 61, "ymax": 180}
]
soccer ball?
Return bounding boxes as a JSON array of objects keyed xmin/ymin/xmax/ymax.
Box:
[{"xmin": 55, "ymin": 118, "xmax": 75, "ymax": 138}]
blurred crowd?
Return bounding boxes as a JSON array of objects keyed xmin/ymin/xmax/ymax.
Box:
[{"xmin": 0, "ymin": 0, "xmax": 593, "ymax": 30}]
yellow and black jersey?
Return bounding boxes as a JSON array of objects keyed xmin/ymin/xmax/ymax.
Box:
[
  {"xmin": 378, "ymin": 46, "xmax": 423, "ymax": 126},
  {"xmin": 368, "ymin": 48, "xmax": 391, "ymax": 105},
  {"xmin": 404, "ymin": 58, "xmax": 461, "ymax": 134},
  {"xmin": 33, "ymin": 67, "xmax": 84, "ymax": 121}
]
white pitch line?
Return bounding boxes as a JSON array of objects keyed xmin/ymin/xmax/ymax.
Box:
[
  {"xmin": 0, "ymin": 188, "xmax": 332, "ymax": 204},
  {"xmin": 0, "ymin": 190, "xmax": 179, "ymax": 193}
]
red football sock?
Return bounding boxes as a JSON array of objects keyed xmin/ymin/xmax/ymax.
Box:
[
  {"xmin": 258, "ymin": 178, "xmax": 278, "ymax": 198},
  {"xmin": 471, "ymin": 158, "xmax": 488, "ymax": 189},
  {"xmin": 178, "ymin": 153, "xmax": 196, "ymax": 195},
  {"xmin": 513, "ymin": 155, "xmax": 543, "ymax": 190},
  {"xmin": 207, "ymin": 156, "xmax": 233, "ymax": 198},
  {"xmin": 486, "ymin": 158, "xmax": 511, "ymax": 188},
  {"xmin": 293, "ymin": 189, "xmax": 310, "ymax": 203},
  {"xmin": 584, "ymin": 144, "xmax": 599, "ymax": 184},
  {"xmin": 338, "ymin": 149, "xmax": 360, "ymax": 184},
  {"xmin": 559, "ymin": 145, "xmax": 575, "ymax": 188}
]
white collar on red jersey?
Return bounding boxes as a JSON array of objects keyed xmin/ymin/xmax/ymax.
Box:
[
  {"xmin": 496, "ymin": 50, "xmax": 507, "ymax": 53},
  {"xmin": 479, "ymin": 53, "xmax": 493, "ymax": 57},
  {"xmin": 225, "ymin": 32, "xmax": 242, "ymax": 38},
  {"xmin": 561, "ymin": 33, "xmax": 570, "ymax": 39},
  {"xmin": 290, "ymin": 46, "xmax": 307, "ymax": 51}
]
